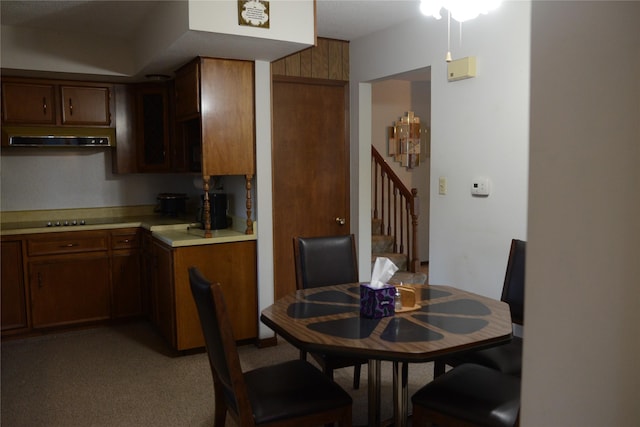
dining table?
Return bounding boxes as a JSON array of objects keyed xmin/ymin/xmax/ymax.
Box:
[{"xmin": 260, "ymin": 282, "xmax": 513, "ymax": 427}]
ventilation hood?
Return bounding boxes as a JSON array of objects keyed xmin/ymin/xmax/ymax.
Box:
[{"xmin": 1, "ymin": 126, "xmax": 115, "ymax": 148}]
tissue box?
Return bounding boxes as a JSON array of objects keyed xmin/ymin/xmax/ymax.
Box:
[{"xmin": 360, "ymin": 283, "xmax": 395, "ymax": 318}]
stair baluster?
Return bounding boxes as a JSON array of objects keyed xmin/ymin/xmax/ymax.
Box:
[{"xmin": 371, "ymin": 146, "xmax": 420, "ymax": 273}]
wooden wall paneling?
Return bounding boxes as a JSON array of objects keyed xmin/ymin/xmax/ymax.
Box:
[
  {"xmin": 311, "ymin": 39, "xmax": 329, "ymax": 79},
  {"xmin": 285, "ymin": 54, "xmax": 301, "ymax": 77},
  {"xmin": 271, "ymin": 60, "xmax": 285, "ymax": 76},
  {"xmin": 328, "ymin": 39, "xmax": 343, "ymax": 80},
  {"xmin": 342, "ymin": 42, "xmax": 350, "ymax": 81},
  {"xmin": 300, "ymin": 49, "xmax": 313, "ymax": 78}
]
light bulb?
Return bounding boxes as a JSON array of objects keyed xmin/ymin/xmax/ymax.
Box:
[{"xmin": 419, "ymin": 0, "xmax": 443, "ymax": 19}]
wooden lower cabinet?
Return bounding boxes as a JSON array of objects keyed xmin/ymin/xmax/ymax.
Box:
[
  {"xmin": 111, "ymin": 228, "xmax": 143, "ymax": 318},
  {"xmin": 1, "ymin": 239, "xmax": 29, "ymax": 333},
  {"xmin": 29, "ymin": 253, "xmax": 111, "ymax": 328},
  {"xmin": 149, "ymin": 239, "xmax": 258, "ymax": 350}
]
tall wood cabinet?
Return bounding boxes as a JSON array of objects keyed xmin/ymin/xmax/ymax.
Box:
[{"xmin": 174, "ymin": 57, "xmax": 255, "ymax": 176}]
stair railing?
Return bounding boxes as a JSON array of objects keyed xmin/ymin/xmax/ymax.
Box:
[{"xmin": 371, "ymin": 146, "xmax": 420, "ymax": 273}]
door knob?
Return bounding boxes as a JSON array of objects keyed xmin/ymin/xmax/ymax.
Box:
[{"xmin": 335, "ymin": 217, "xmax": 346, "ymax": 225}]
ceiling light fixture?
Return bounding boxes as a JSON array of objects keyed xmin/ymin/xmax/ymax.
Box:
[{"xmin": 420, "ymin": 0, "xmax": 502, "ymax": 61}]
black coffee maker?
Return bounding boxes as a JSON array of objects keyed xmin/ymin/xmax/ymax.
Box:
[{"xmin": 199, "ymin": 193, "xmax": 228, "ymax": 230}]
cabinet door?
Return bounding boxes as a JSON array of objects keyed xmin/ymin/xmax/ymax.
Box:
[
  {"xmin": 136, "ymin": 84, "xmax": 171, "ymax": 171},
  {"xmin": 200, "ymin": 58, "xmax": 255, "ymax": 175},
  {"xmin": 173, "ymin": 240, "xmax": 257, "ymax": 349},
  {"xmin": 112, "ymin": 251, "xmax": 142, "ymax": 318},
  {"xmin": 151, "ymin": 241, "xmax": 176, "ymax": 347},
  {"xmin": 1, "ymin": 81, "xmax": 57, "ymax": 124},
  {"xmin": 174, "ymin": 59, "xmax": 200, "ymax": 120},
  {"xmin": 60, "ymin": 85, "xmax": 112, "ymax": 125},
  {"xmin": 29, "ymin": 253, "xmax": 110, "ymax": 328},
  {"xmin": 111, "ymin": 228, "xmax": 142, "ymax": 318},
  {"xmin": 1, "ymin": 240, "xmax": 28, "ymax": 332}
]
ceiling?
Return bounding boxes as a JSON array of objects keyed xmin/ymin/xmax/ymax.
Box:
[{"xmin": 0, "ymin": 0, "xmax": 425, "ymax": 81}]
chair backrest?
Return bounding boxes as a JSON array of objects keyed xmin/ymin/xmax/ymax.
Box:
[
  {"xmin": 293, "ymin": 234, "xmax": 358, "ymax": 289},
  {"xmin": 502, "ymin": 239, "xmax": 526, "ymax": 325},
  {"xmin": 189, "ymin": 267, "xmax": 252, "ymax": 424}
]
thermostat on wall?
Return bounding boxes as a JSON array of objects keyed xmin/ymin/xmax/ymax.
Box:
[
  {"xmin": 471, "ymin": 177, "xmax": 490, "ymax": 196},
  {"xmin": 448, "ymin": 56, "xmax": 476, "ymax": 82}
]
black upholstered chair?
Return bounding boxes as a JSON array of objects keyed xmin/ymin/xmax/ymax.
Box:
[
  {"xmin": 293, "ymin": 234, "xmax": 367, "ymax": 389},
  {"xmin": 434, "ymin": 239, "xmax": 526, "ymax": 378},
  {"xmin": 412, "ymin": 363, "xmax": 520, "ymax": 427},
  {"xmin": 189, "ymin": 267, "xmax": 352, "ymax": 427}
]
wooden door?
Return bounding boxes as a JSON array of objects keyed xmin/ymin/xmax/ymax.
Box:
[{"xmin": 272, "ymin": 77, "xmax": 350, "ymax": 300}]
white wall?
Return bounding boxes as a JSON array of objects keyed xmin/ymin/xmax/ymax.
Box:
[
  {"xmin": 371, "ymin": 79, "xmax": 431, "ymax": 262},
  {"xmin": 523, "ymin": 1, "xmax": 640, "ymax": 425},
  {"xmin": 0, "ymin": 150, "xmax": 198, "ymax": 212},
  {"xmin": 351, "ymin": 1, "xmax": 530, "ymax": 298}
]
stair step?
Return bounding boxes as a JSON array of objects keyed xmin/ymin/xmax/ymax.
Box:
[
  {"xmin": 372, "ymin": 218, "xmax": 383, "ymax": 235},
  {"xmin": 372, "ymin": 234, "xmax": 394, "ymax": 253}
]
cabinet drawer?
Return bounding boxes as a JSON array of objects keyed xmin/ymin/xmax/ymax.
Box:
[
  {"xmin": 111, "ymin": 229, "xmax": 140, "ymax": 250},
  {"xmin": 27, "ymin": 232, "xmax": 108, "ymax": 256}
]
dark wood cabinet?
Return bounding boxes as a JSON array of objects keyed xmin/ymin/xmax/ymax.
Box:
[
  {"xmin": 110, "ymin": 229, "xmax": 142, "ymax": 318},
  {"xmin": 29, "ymin": 254, "xmax": 111, "ymax": 328},
  {"xmin": 112, "ymin": 82, "xmax": 185, "ymax": 174},
  {"xmin": 174, "ymin": 60, "xmax": 200, "ymax": 121},
  {"xmin": 1, "ymin": 82, "xmax": 57, "ymax": 124},
  {"xmin": 1, "ymin": 77, "xmax": 113, "ymax": 127},
  {"xmin": 1, "ymin": 239, "xmax": 29, "ymax": 333},
  {"xmin": 150, "ymin": 239, "xmax": 176, "ymax": 348},
  {"xmin": 60, "ymin": 85, "xmax": 112, "ymax": 126},
  {"xmin": 148, "ymin": 239, "xmax": 257, "ymax": 350},
  {"xmin": 135, "ymin": 84, "xmax": 171, "ymax": 172},
  {"xmin": 27, "ymin": 231, "xmax": 111, "ymax": 328},
  {"xmin": 174, "ymin": 57, "xmax": 255, "ymax": 176}
]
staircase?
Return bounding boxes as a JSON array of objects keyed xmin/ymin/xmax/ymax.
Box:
[{"xmin": 371, "ymin": 146, "xmax": 427, "ymax": 285}]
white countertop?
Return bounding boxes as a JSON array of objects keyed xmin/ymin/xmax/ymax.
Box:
[{"xmin": 1, "ymin": 207, "xmax": 256, "ymax": 247}]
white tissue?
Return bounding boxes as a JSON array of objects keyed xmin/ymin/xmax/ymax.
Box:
[{"xmin": 370, "ymin": 257, "xmax": 398, "ymax": 289}]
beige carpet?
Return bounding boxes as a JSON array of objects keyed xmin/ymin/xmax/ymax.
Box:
[{"xmin": 1, "ymin": 320, "xmax": 434, "ymax": 426}]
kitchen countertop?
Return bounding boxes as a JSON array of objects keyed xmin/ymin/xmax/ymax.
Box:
[{"xmin": 0, "ymin": 206, "xmax": 256, "ymax": 247}]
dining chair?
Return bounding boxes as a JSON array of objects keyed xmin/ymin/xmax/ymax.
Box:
[
  {"xmin": 433, "ymin": 239, "xmax": 526, "ymax": 378},
  {"xmin": 188, "ymin": 267, "xmax": 353, "ymax": 427},
  {"xmin": 412, "ymin": 363, "xmax": 520, "ymax": 427},
  {"xmin": 293, "ymin": 234, "xmax": 367, "ymax": 389}
]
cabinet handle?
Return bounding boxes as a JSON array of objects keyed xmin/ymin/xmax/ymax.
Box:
[
  {"xmin": 118, "ymin": 239, "xmax": 130, "ymax": 244},
  {"xmin": 37, "ymin": 272, "xmax": 43, "ymax": 288},
  {"xmin": 68, "ymin": 98, "xmax": 73, "ymax": 115},
  {"xmin": 43, "ymin": 97, "xmax": 47, "ymax": 115},
  {"xmin": 61, "ymin": 243, "xmax": 78, "ymax": 248}
]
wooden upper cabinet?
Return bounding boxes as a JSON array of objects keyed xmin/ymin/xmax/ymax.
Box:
[
  {"xmin": 135, "ymin": 83, "xmax": 171, "ymax": 172},
  {"xmin": 1, "ymin": 81, "xmax": 57, "ymax": 124},
  {"xmin": 174, "ymin": 57, "xmax": 255, "ymax": 176},
  {"xmin": 174, "ymin": 60, "xmax": 200, "ymax": 121},
  {"xmin": 1, "ymin": 77, "xmax": 114, "ymax": 127},
  {"xmin": 60, "ymin": 85, "xmax": 112, "ymax": 126},
  {"xmin": 200, "ymin": 58, "xmax": 255, "ymax": 176}
]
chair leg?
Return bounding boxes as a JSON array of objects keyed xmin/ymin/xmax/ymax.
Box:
[
  {"xmin": 353, "ymin": 363, "xmax": 361, "ymax": 389},
  {"xmin": 213, "ymin": 394, "xmax": 228, "ymax": 427},
  {"xmin": 324, "ymin": 366, "xmax": 335, "ymax": 380},
  {"xmin": 433, "ymin": 360, "xmax": 446, "ymax": 378}
]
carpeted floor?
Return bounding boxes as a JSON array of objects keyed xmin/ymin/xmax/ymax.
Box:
[{"xmin": 1, "ymin": 320, "xmax": 434, "ymax": 426}]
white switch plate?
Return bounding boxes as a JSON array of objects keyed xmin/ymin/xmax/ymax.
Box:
[
  {"xmin": 471, "ymin": 177, "xmax": 490, "ymax": 196},
  {"xmin": 438, "ymin": 176, "xmax": 447, "ymax": 195}
]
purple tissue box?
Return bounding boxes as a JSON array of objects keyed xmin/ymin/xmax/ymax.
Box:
[{"xmin": 360, "ymin": 283, "xmax": 395, "ymax": 318}]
